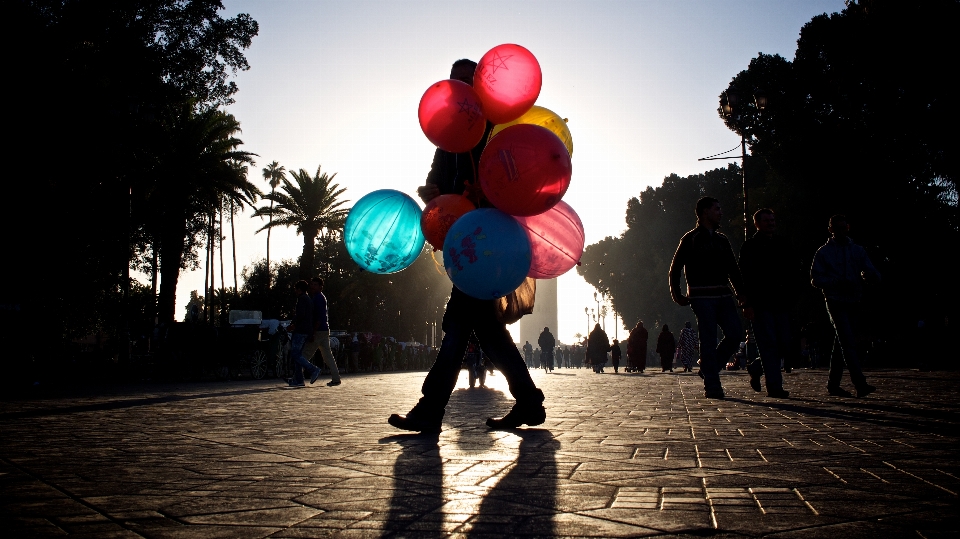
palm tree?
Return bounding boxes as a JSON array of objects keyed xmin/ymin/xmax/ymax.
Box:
[
  {"xmin": 154, "ymin": 104, "xmax": 259, "ymax": 325},
  {"xmin": 261, "ymin": 161, "xmax": 286, "ymax": 288},
  {"xmin": 253, "ymin": 165, "xmax": 349, "ymax": 279}
]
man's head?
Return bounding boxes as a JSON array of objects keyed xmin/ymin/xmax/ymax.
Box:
[
  {"xmin": 309, "ymin": 277, "xmax": 324, "ymax": 294},
  {"xmin": 294, "ymin": 280, "xmax": 309, "ymax": 294},
  {"xmin": 754, "ymin": 208, "xmax": 776, "ymax": 237},
  {"xmin": 451, "ymin": 59, "xmax": 477, "ymax": 86},
  {"xmin": 696, "ymin": 196, "xmax": 722, "ymax": 229},
  {"xmin": 543, "ymin": 326, "xmax": 550, "ymax": 333},
  {"xmin": 662, "ymin": 324, "xmax": 670, "ymax": 332},
  {"xmin": 613, "ymin": 339, "xmax": 619, "ymax": 345},
  {"xmin": 829, "ymin": 214, "xmax": 849, "ymax": 239},
  {"xmin": 636, "ymin": 320, "xmax": 644, "ymax": 328}
]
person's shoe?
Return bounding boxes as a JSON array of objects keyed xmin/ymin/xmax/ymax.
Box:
[
  {"xmin": 828, "ymin": 386, "xmax": 853, "ymax": 397},
  {"xmin": 486, "ymin": 403, "xmax": 546, "ymax": 430},
  {"xmin": 310, "ymin": 369, "xmax": 321, "ymax": 385},
  {"xmin": 704, "ymin": 389, "xmax": 725, "ymax": 399},
  {"xmin": 388, "ymin": 413, "xmax": 441, "ymax": 433},
  {"xmin": 327, "ymin": 379, "xmax": 341, "ymax": 387},
  {"xmin": 287, "ymin": 379, "xmax": 305, "ymax": 387},
  {"xmin": 856, "ymin": 384, "xmax": 876, "ymax": 398},
  {"xmin": 750, "ymin": 375, "xmax": 762, "ymax": 392},
  {"xmin": 697, "ymin": 370, "xmax": 705, "ymax": 379},
  {"xmin": 767, "ymin": 388, "xmax": 790, "ymax": 398}
]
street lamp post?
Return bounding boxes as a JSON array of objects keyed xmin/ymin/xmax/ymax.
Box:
[
  {"xmin": 584, "ymin": 307, "xmax": 589, "ymax": 335},
  {"xmin": 717, "ymin": 90, "xmax": 767, "ymax": 242}
]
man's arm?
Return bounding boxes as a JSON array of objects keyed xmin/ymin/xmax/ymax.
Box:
[
  {"xmin": 859, "ymin": 246, "xmax": 881, "ymax": 284},
  {"xmin": 810, "ymin": 247, "xmax": 834, "ymax": 289},
  {"xmin": 418, "ymin": 148, "xmax": 445, "ymax": 204},
  {"xmin": 724, "ymin": 237, "xmax": 747, "ymax": 303},
  {"xmin": 668, "ymin": 236, "xmax": 690, "ymax": 306}
]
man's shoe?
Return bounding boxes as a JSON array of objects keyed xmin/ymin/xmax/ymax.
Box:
[
  {"xmin": 388, "ymin": 413, "xmax": 441, "ymax": 433},
  {"xmin": 704, "ymin": 389, "xmax": 725, "ymax": 399},
  {"xmin": 287, "ymin": 379, "xmax": 305, "ymax": 387},
  {"xmin": 856, "ymin": 384, "xmax": 876, "ymax": 398},
  {"xmin": 767, "ymin": 388, "xmax": 790, "ymax": 398},
  {"xmin": 486, "ymin": 403, "xmax": 546, "ymax": 430},
  {"xmin": 750, "ymin": 375, "xmax": 762, "ymax": 392},
  {"xmin": 828, "ymin": 386, "xmax": 853, "ymax": 397},
  {"xmin": 327, "ymin": 379, "xmax": 341, "ymax": 387},
  {"xmin": 310, "ymin": 369, "xmax": 321, "ymax": 385}
]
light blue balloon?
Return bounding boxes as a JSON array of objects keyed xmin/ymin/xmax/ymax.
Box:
[
  {"xmin": 345, "ymin": 189, "xmax": 425, "ymax": 274},
  {"xmin": 442, "ymin": 208, "xmax": 532, "ymax": 299}
]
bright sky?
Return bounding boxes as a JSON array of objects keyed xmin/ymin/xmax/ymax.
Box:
[{"xmin": 172, "ymin": 0, "xmax": 843, "ymax": 343}]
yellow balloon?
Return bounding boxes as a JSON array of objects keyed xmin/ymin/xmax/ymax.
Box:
[{"xmin": 487, "ymin": 105, "xmax": 573, "ymax": 157}]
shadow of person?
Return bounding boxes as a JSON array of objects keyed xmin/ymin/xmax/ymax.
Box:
[
  {"xmin": 380, "ymin": 433, "xmax": 443, "ymax": 535},
  {"xmin": 467, "ymin": 428, "xmax": 560, "ymax": 536}
]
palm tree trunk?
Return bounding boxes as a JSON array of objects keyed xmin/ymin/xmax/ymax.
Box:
[
  {"xmin": 157, "ymin": 203, "xmax": 188, "ymax": 326},
  {"xmin": 204, "ymin": 213, "xmax": 211, "ymax": 323},
  {"xmin": 219, "ymin": 202, "xmax": 225, "ymax": 321},
  {"xmin": 266, "ymin": 187, "xmax": 274, "ymax": 290},
  {"xmin": 300, "ymin": 227, "xmax": 318, "ymax": 280},
  {"xmin": 230, "ymin": 198, "xmax": 238, "ymax": 291}
]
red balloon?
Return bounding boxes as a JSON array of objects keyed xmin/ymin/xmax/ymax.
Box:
[
  {"xmin": 418, "ymin": 80, "xmax": 486, "ymax": 153},
  {"xmin": 420, "ymin": 194, "xmax": 476, "ymax": 250},
  {"xmin": 478, "ymin": 124, "xmax": 572, "ymax": 216},
  {"xmin": 514, "ymin": 200, "xmax": 585, "ymax": 279},
  {"xmin": 474, "ymin": 44, "xmax": 542, "ymax": 124}
]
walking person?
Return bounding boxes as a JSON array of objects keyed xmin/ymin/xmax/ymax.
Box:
[
  {"xmin": 627, "ymin": 320, "xmax": 648, "ymax": 373},
  {"xmin": 656, "ymin": 325, "xmax": 676, "ymax": 372},
  {"xmin": 588, "ymin": 323, "xmax": 610, "ymax": 373},
  {"xmin": 522, "ymin": 341, "xmax": 533, "ymax": 368},
  {"xmin": 298, "ymin": 277, "xmax": 342, "ymax": 386},
  {"xmin": 388, "ymin": 58, "xmax": 546, "ymax": 433},
  {"xmin": 610, "ymin": 339, "xmax": 622, "ymax": 373},
  {"xmin": 676, "ymin": 322, "xmax": 697, "ymax": 372},
  {"xmin": 286, "ymin": 280, "xmax": 321, "ymax": 387},
  {"xmin": 811, "ymin": 214, "xmax": 880, "ymax": 398},
  {"xmin": 538, "ymin": 327, "xmax": 556, "ymax": 372},
  {"xmin": 669, "ymin": 196, "xmax": 747, "ymax": 399},
  {"xmin": 739, "ymin": 208, "xmax": 798, "ymax": 398}
]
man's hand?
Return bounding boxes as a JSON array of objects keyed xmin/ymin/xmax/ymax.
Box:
[
  {"xmin": 673, "ymin": 294, "xmax": 690, "ymax": 307},
  {"xmin": 417, "ymin": 184, "xmax": 440, "ymax": 204}
]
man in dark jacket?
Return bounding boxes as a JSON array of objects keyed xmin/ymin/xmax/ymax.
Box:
[
  {"xmin": 739, "ymin": 209, "xmax": 799, "ymax": 398},
  {"xmin": 287, "ymin": 280, "xmax": 320, "ymax": 387},
  {"xmin": 811, "ymin": 215, "xmax": 880, "ymax": 398},
  {"xmin": 669, "ymin": 197, "xmax": 747, "ymax": 399},
  {"xmin": 388, "ymin": 59, "xmax": 545, "ymax": 433},
  {"xmin": 538, "ymin": 327, "xmax": 556, "ymax": 372}
]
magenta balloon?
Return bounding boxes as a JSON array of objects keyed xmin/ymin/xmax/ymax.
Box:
[
  {"xmin": 478, "ymin": 124, "xmax": 572, "ymax": 216},
  {"xmin": 418, "ymin": 79, "xmax": 486, "ymax": 153},
  {"xmin": 474, "ymin": 44, "xmax": 542, "ymax": 124},
  {"xmin": 514, "ymin": 200, "xmax": 584, "ymax": 279}
]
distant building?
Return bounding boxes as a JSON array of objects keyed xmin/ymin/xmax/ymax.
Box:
[{"xmin": 519, "ymin": 278, "xmax": 558, "ymax": 346}]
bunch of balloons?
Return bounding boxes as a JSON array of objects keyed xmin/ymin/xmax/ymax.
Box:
[
  {"xmin": 344, "ymin": 44, "xmax": 585, "ymax": 290},
  {"xmin": 419, "ymin": 44, "xmax": 585, "ymax": 300}
]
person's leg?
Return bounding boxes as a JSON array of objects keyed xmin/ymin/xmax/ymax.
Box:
[
  {"xmin": 691, "ymin": 299, "xmax": 722, "ymax": 393},
  {"xmin": 714, "ymin": 298, "xmax": 743, "ymax": 387},
  {"xmin": 752, "ymin": 308, "xmax": 782, "ymax": 391},
  {"xmin": 289, "ymin": 333, "xmax": 312, "ymax": 385},
  {"xmin": 315, "ymin": 331, "xmax": 340, "ymax": 383},
  {"xmin": 826, "ymin": 300, "xmax": 868, "ymax": 389}
]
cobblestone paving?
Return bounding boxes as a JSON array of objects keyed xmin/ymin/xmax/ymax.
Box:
[{"xmin": 2, "ymin": 368, "xmax": 958, "ymax": 537}]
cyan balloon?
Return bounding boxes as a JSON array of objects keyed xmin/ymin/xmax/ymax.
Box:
[
  {"xmin": 345, "ymin": 189, "xmax": 425, "ymax": 274},
  {"xmin": 442, "ymin": 208, "xmax": 532, "ymax": 299}
]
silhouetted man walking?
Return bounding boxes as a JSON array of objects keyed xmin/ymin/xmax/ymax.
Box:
[
  {"xmin": 811, "ymin": 214, "xmax": 880, "ymax": 398},
  {"xmin": 669, "ymin": 197, "xmax": 746, "ymax": 399},
  {"xmin": 739, "ymin": 209, "xmax": 799, "ymax": 398},
  {"xmin": 388, "ymin": 58, "xmax": 545, "ymax": 433},
  {"xmin": 538, "ymin": 327, "xmax": 556, "ymax": 372}
]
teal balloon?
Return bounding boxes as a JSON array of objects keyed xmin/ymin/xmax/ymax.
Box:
[
  {"xmin": 442, "ymin": 208, "xmax": 532, "ymax": 299},
  {"xmin": 345, "ymin": 189, "xmax": 425, "ymax": 274}
]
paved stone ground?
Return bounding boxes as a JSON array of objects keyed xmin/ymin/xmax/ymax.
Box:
[{"xmin": 2, "ymin": 368, "xmax": 959, "ymax": 538}]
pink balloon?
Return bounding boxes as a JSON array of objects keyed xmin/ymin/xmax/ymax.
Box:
[
  {"xmin": 418, "ymin": 80, "xmax": 486, "ymax": 153},
  {"xmin": 515, "ymin": 201, "xmax": 585, "ymax": 279},
  {"xmin": 474, "ymin": 44, "xmax": 542, "ymax": 124},
  {"xmin": 478, "ymin": 124, "xmax": 572, "ymax": 216},
  {"xmin": 420, "ymin": 194, "xmax": 476, "ymax": 251}
]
